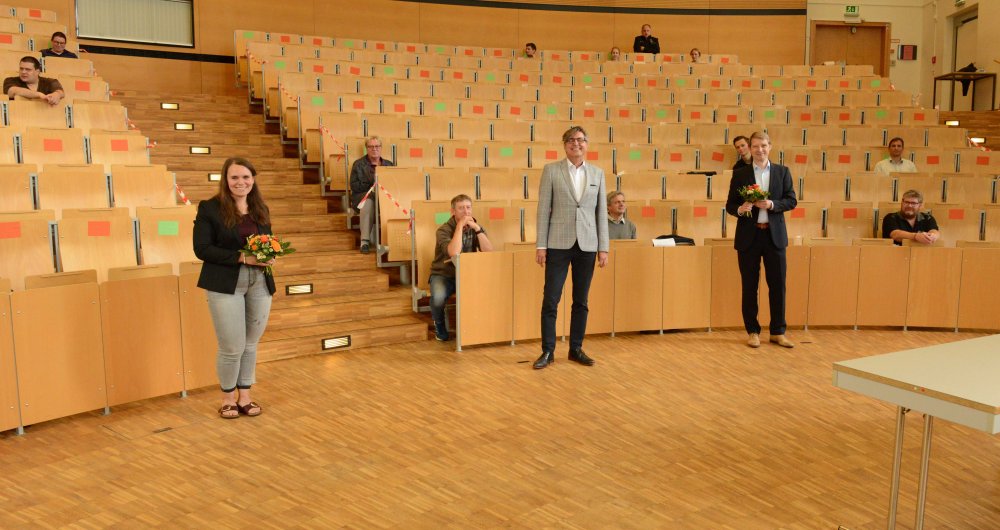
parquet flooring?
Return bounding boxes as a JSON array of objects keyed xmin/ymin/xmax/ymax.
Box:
[{"xmin": 2, "ymin": 329, "xmax": 999, "ymax": 529}]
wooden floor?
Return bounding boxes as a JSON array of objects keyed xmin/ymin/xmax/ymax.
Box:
[{"xmin": 2, "ymin": 329, "xmax": 998, "ymax": 529}]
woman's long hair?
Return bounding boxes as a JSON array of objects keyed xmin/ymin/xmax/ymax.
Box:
[{"xmin": 215, "ymin": 157, "xmax": 271, "ymax": 228}]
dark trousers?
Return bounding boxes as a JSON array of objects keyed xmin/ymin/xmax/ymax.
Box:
[
  {"xmin": 541, "ymin": 242, "xmax": 596, "ymax": 353},
  {"xmin": 737, "ymin": 227, "xmax": 787, "ymax": 335}
]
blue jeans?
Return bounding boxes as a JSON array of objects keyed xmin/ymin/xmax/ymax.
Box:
[
  {"xmin": 206, "ymin": 266, "xmax": 273, "ymax": 392},
  {"xmin": 428, "ymin": 274, "xmax": 456, "ymax": 333}
]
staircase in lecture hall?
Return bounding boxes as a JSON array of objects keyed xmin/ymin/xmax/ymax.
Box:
[
  {"xmin": 115, "ymin": 91, "xmax": 428, "ymax": 363},
  {"xmin": 939, "ymin": 110, "xmax": 1000, "ymax": 150}
]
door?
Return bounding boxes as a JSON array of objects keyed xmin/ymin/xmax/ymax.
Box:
[{"xmin": 811, "ymin": 21, "xmax": 890, "ymax": 77}]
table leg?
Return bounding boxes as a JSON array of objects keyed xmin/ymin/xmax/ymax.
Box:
[
  {"xmin": 914, "ymin": 414, "xmax": 934, "ymax": 530},
  {"xmin": 887, "ymin": 406, "xmax": 907, "ymax": 530}
]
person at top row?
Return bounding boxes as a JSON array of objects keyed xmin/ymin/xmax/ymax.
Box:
[{"xmin": 633, "ymin": 24, "xmax": 660, "ymax": 55}]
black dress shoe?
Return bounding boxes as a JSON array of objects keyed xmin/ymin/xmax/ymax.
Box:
[
  {"xmin": 568, "ymin": 348, "xmax": 595, "ymax": 366},
  {"xmin": 533, "ymin": 351, "xmax": 554, "ymax": 369}
]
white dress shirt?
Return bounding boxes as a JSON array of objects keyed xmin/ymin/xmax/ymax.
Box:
[
  {"xmin": 567, "ymin": 159, "xmax": 586, "ymax": 202},
  {"xmin": 753, "ymin": 160, "xmax": 770, "ymax": 223}
]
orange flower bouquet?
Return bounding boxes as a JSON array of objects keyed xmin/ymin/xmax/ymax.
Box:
[
  {"xmin": 738, "ymin": 184, "xmax": 770, "ymax": 217},
  {"xmin": 241, "ymin": 234, "xmax": 296, "ymax": 275}
]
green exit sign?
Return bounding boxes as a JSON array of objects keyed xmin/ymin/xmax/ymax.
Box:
[{"xmin": 845, "ymin": 5, "xmax": 860, "ymax": 17}]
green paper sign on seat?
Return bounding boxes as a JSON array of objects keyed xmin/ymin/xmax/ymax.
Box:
[
  {"xmin": 243, "ymin": 31, "xmax": 255, "ymax": 39},
  {"xmin": 629, "ymin": 150, "xmax": 642, "ymax": 161},
  {"xmin": 157, "ymin": 220, "xmax": 179, "ymax": 236},
  {"xmin": 546, "ymin": 106, "xmax": 557, "ymax": 115},
  {"xmin": 500, "ymin": 147, "xmax": 513, "ymax": 157},
  {"xmin": 434, "ymin": 212, "xmax": 450, "ymax": 224}
]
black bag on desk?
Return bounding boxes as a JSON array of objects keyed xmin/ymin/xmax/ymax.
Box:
[{"xmin": 655, "ymin": 234, "xmax": 695, "ymax": 246}]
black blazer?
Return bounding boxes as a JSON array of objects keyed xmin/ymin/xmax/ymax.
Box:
[
  {"xmin": 725, "ymin": 162, "xmax": 797, "ymax": 251},
  {"xmin": 193, "ymin": 197, "xmax": 276, "ymax": 295},
  {"xmin": 632, "ymin": 35, "xmax": 660, "ymax": 55}
]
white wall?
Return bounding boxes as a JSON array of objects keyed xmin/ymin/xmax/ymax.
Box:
[
  {"xmin": 928, "ymin": 0, "xmax": 999, "ymax": 110},
  {"xmin": 806, "ymin": 0, "xmax": 928, "ymax": 104}
]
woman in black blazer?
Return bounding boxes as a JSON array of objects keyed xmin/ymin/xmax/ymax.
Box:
[{"xmin": 193, "ymin": 157, "xmax": 276, "ymax": 419}]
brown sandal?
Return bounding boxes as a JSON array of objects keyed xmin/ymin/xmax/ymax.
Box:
[
  {"xmin": 237, "ymin": 401, "xmax": 262, "ymax": 417},
  {"xmin": 218, "ymin": 403, "xmax": 239, "ymax": 419}
]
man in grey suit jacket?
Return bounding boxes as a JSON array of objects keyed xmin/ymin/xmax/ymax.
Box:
[
  {"xmin": 534, "ymin": 126, "xmax": 610, "ymax": 369},
  {"xmin": 725, "ymin": 131, "xmax": 797, "ymax": 349}
]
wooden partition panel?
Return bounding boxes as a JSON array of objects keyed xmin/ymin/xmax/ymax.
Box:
[
  {"xmin": 0, "ymin": 278, "xmax": 19, "ymax": 432},
  {"xmin": 708, "ymin": 241, "xmax": 743, "ymax": 329},
  {"xmin": 957, "ymin": 248, "xmax": 1000, "ymax": 330},
  {"xmin": 100, "ymin": 265, "xmax": 184, "ymax": 406},
  {"xmin": 662, "ymin": 246, "xmax": 711, "ymax": 330},
  {"xmin": 136, "ymin": 206, "xmax": 198, "ymax": 274},
  {"xmin": 178, "ymin": 262, "xmax": 218, "ymax": 391},
  {"xmin": 806, "ymin": 245, "xmax": 860, "ymax": 326},
  {"xmin": 856, "ymin": 245, "xmax": 910, "ymax": 327},
  {"xmin": 457, "ymin": 251, "xmax": 513, "ymax": 347},
  {"xmin": 511, "ymin": 249, "xmax": 564, "ymax": 342},
  {"xmin": 12, "ymin": 279, "xmax": 106, "ymax": 426},
  {"xmin": 906, "ymin": 247, "xmax": 962, "ymax": 328},
  {"xmin": 57, "ymin": 215, "xmax": 137, "ymax": 282},
  {"xmin": 613, "ymin": 246, "xmax": 662, "ymax": 332}
]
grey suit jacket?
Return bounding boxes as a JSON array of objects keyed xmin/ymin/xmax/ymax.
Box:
[{"xmin": 536, "ymin": 159, "xmax": 609, "ymax": 253}]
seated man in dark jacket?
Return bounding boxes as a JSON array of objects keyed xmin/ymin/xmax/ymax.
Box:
[{"xmin": 349, "ymin": 136, "xmax": 394, "ymax": 254}]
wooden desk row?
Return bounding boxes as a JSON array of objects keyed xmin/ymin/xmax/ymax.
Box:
[
  {"xmin": 0, "ymin": 263, "xmax": 217, "ymax": 435},
  {"xmin": 453, "ymin": 241, "xmax": 1000, "ymax": 348}
]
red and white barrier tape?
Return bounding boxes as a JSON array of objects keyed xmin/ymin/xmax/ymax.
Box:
[
  {"xmin": 377, "ymin": 183, "xmax": 412, "ymax": 234},
  {"xmin": 174, "ymin": 183, "xmax": 191, "ymax": 206}
]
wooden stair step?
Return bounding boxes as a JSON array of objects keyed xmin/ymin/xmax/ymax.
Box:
[
  {"xmin": 274, "ymin": 231, "xmax": 354, "ymax": 252},
  {"xmin": 272, "ymin": 270, "xmax": 388, "ymax": 300},
  {"xmin": 144, "ymin": 132, "xmax": 282, "ymax": 146},
  {"xmin": 272, "ymin": 213, "xmax": 347, "ymax": 233},
  {"xmin": 179, "ymin": 184, "xmax": 319, "ymax": 202},
  {"xmin": 267, "ymin": 290, "xmax": 412, "ymax": 328},
  {"xmin": 151, "ymin": 156, "xmax": 302, "ymax": 172},
  {"xmin": 173, "ymin": 170, "xmax": 306, "ymax": 187},
  {"xmin": 153, "ymin": 143, "xmax": 286, "ymax": 158},
  {"xmin": 257, "ymin": 315, "xmax": 428, "ymax": 363},
  {"xmin": 267, "ymin": 200, "xmax": 329, "ymax": 216},
  {"xmin": 273, "ymin": 249, "xmax": 373, "ymax": 275}
]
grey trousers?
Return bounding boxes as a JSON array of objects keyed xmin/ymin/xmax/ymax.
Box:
[
  {"xmin": 359, "ymin": 200, "xmax": 376, "ymax": 244},
  {"xmin": 206, "ymin": 266, "xmax": 273, "ymax": 392}
]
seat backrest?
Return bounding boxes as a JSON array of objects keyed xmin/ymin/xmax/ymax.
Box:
[
  {"xmin": 136, "ymin": 205, "xmax": 197, "ymax": 274},
  {"xmin": 476, "ymin": 168, "xmax": 522, "ymax": 201},
  {"xmin": 57, "ymin": 213, "xmax": 137, "ymax": 282},
  {"xmin": 57, "ymin": 74, "xmax": 109, "ymax": 102},
  {"xmin": 6, "ymin": 99, "xmax": 69, "ymax": 129},
  {"xmin": 36, "ymin": 163, "xmax": 109, "ymax": 216},
  {"xmin": 827, "ymin": 201, "xmax": 877, "ymax": 242},
  {"xmin": 21, "ymin": 126, "xmax": 86, "ymax": 165},
  {"xmin": 71, "ymin": 100, "xmax": 128, "ymax": 131},
  {"xmin": 41, "ymin": 55, "xmax": 93, "ymax": 77},
  {"xmin": 89, "ymin": 130, "xmax": 149, "ymax": 169},
  {"xmin": 0, "ymin": 127, "xmax": 17, "ymax": 164},
  {"xmin": 411, "ymin": 199, "xmax": 452, "ymax": 291},
  {"xmin": 0, "ymin": 162, "xmax": 34, "ymax": 212},
  {"xmin": 0, "ymin": 209, "xmax": 54, "ymax": 291},
  {"xmin": 111, "ymin": 164, "xmax": 176, "ymax": 217}
]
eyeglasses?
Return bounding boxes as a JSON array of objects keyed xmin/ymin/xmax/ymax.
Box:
[
  {"xmin": 902, "ymin": 201, "xmax": 921, "ymax": 206},
  {"xmin": 565, "ymin": 137, "xmax": 587, "ymax": 144},
  {"xmin": 365, "ymin": 144, "xmax": 381, "ymax": 149},
  {"xmin": 52, "ymin": 40, "xmax": 66, "ymax": 45}
]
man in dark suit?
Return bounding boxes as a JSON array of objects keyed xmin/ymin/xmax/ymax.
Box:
[
  {"xmin": 725, "ymin": 131, "xmax": 797, "ymax": 349},
  {"xmin": 533, "ymin": 126, "xmax": 609, "ymax": 369},
  {"xmin": 632, "ymin": 24, "xmax": 660, "ymax": 55}
]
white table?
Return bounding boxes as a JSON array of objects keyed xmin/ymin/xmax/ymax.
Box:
[{"xmin": 832, "ymin": 334, "xmax": 1000, "ymax": 530}]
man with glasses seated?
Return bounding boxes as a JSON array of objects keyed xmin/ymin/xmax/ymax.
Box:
[
  {"xmin": 349, "ymin": 136, "xmax": 394, "ymax": 254},
  {"xmin": 40, "ymin": 32, "xmax": 78, "ymax": 59},
  {"xmin": 873, "ymin": 137, "xmax": 917, "ymax": 176},
  {"xmin": 881, "ymin": 189, "xmax": 940, "ymax": 246}
]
